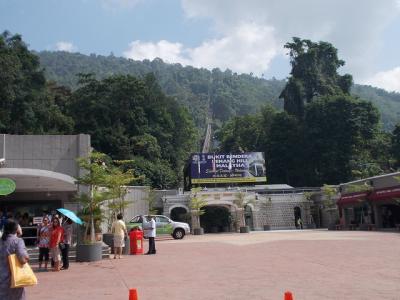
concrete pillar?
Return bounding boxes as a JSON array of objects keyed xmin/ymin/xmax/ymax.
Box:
[
  {"xmin": 0, "ymin": 134, "xmax": 5, "ymax": 158},
  {"xmin": 373, "ymin": 203, "xmax": 382, "ymax": 228}
]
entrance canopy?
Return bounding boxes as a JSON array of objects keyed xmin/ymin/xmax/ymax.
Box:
[
  {"xmin": 369, "ymin": 186, "xmax": 400, "ymax": 202},
  {"xmin": 338, "ymin": 185, "xmax": 400, "ymax": 205},
  {"xmin": 337, "ymin": 191, "xmax": 368, "ymax": 206},
  {"xmin": 0, "ymin": 168, "xmax": 77, "ymax": 193}
]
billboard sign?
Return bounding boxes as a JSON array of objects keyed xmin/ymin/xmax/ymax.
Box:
[{"xmin": 190, "ymin": 152, "xmax": 266, "ymax": 184}]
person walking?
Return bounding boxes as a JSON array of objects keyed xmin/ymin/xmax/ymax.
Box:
[
  {"xmin": 297, "ymin": 218, "xmax": 303, "ymax": 230},
  {"xmin": 60, "ymin": 218, "xmax": 73, "ymax": 270},
  {"xmin": 143, "ymin": 215, "xmax": 156, "ymax": 255},
  {"xmin": 37, "ymin": 216, "xmax": 51, "ymax": 271},
  {"xmin": 0, "ymin": 219, "xmax": 29, "ymax": 300},
  {"xmin": 49, "ymin": 217, "xmax": 64, "ymax": 272},
  {"xmin": 111, "ymin": 213, "xmax": 127, "ymax": 259}
]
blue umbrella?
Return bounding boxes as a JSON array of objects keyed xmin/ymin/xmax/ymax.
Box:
[{"xmin": 57, "ymin": 208, "xmax": 83, "ymax": 225}]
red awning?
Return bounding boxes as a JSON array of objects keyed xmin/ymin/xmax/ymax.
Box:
[
  {"xmin": 337, "ymin": 192, "xmax": 368, "ymax": 206},
  {"xmin": 368, "ymin": 186, "xmax": 400, "ymax": 201}
]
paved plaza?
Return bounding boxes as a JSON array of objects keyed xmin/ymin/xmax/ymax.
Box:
[{"xmin": 27, "ymin": 230, "xmax": 400, "ymax": 300}]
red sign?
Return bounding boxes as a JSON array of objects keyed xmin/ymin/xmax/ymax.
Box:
[
  {"xmin": 337, "ymin": 192, "xmax": 368, "ymax": 205},
  {"xmin": 369, "ymin": 186, "xmax": 400, "ymax": 201}
]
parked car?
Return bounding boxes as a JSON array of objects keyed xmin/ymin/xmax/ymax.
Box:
[{"xmin": 127, "ymin": 215, "xmax": 190, "ymax": 239}]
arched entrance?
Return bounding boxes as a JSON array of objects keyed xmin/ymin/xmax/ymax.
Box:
[
  {"xmin": 294, "ymin": 206, "xmax": 302, "ymax": 229},
  {"xmin": 170, "ymin": 206, "xmax": 189, "ymax": 223},
  {"xmin": 200, "ymin": 206, "xmax": 232, "ymax": 233}
]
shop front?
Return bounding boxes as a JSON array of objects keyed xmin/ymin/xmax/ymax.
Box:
[
  {"xmin": 337, "ymin": 191, "xmax": 371, "ymax": 228},
  {"xmin": 368, "ymin": 186, "xmax": 400, "ymax": 229},
  {"xmin": 338, "ymin": 172, "xmax": 400, "ymax": 230},
  {"xmin": 0, "ymin": 168, "xmax": 77, "ymax": 245}
]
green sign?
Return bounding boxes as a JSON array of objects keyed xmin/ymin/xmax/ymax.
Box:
[{"xmin": 0, "ymin": 178, "xmax": 16, "ymax": 195}]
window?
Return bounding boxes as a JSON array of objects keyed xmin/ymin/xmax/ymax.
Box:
[
  {"xmin": 156, "ymin": 216, "xmax": 169, "ymax": 223},
  {"xmin": 130, "ymin": 216, "xmax": 143, "ymax": 223}
]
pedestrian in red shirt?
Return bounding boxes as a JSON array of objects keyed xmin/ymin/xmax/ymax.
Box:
[{"xmin": 49, "ymin": 217, "xmax": 64, "ymax": 272}]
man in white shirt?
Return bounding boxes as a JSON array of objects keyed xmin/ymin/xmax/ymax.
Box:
[
  {"xmin": 61, "ymin": 218, "xmax": 73, "ymax": 270},
  {"xmin": 143, "ymin": 215, "xmax": 156, "ymax": 255}
]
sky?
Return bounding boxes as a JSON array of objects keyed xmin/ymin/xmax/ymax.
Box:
[{"xmin": 1, "ymin": 0, "xmax": 400, "ymax": 92}]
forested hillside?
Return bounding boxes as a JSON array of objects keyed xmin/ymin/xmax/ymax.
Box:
[
  {"xmin": 37, "ymin": 51, "xmax": 284, "ymax": 130},
  {"xmin": 1, "ymin": 32, "xmax": 197, "ymax": 188},
  {"xmin": 2, "ymin": 33, "xmax": 400, "ymax": 187},
  {"xmin": 38, "ymin": 51, "xmax": 400, "ymax": 131}
]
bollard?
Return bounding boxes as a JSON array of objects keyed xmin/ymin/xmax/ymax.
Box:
[
  {"xmin": 284, "ymin": 291, "xmax": 294, "ymax": 300},
  {"xmin": 129, "ymin": 288, "xmax": 138, "ymax": 300}
]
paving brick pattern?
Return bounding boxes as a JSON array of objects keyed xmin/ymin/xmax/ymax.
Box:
[{"xmin": 27, "ymin": 230, "xmax": 400, "ymax": 300}]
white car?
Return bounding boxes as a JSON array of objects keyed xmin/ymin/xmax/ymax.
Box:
[{"xmin": 127, "ymin": 215, "xmax": 190, "ymax": 239}]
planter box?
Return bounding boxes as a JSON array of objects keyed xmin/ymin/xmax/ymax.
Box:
[
  {"xmin": 102, "ymin": 233, "xmax": 114, "ymax": 253},
  {"xmin": 240, "ymin": 226, "xmax": 250, "ymax": 233},
  {"xmin": 193, "ymin": 228, "xmax": 204, "ymax": 235},
  {"xmin": 263, "ymin": 225, "xmax": 271, "ymax": 231},
  {"xmin": 76, "ymin": 242, "xmax": 103, "ymax": 262}
]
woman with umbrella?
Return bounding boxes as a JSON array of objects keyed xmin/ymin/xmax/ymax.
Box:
[{"xmin": 56, "ymin": 208, "xmax": 83, "ymax": 270}]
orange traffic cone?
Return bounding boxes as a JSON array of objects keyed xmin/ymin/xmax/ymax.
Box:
[
  {"xmin": 129, "ymin": 288, "xmax": 138, "ymax": 300},
  {"xmin": 284, "ymin": 291, "xmax": 294, "ymax": 300}
]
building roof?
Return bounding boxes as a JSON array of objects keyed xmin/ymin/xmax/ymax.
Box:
[{"xmin": 0, "ymin": 168, "xmax": 77, "ymax": 192}]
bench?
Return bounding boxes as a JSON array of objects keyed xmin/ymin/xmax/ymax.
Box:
[{"xmin": 348, "ymin": 224, "xmax": 358, "ymax": 230}]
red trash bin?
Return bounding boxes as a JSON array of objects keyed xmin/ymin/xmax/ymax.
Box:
[{"xmin": 129, "ymin": 228, "xmax": 144, "ymax": 255}]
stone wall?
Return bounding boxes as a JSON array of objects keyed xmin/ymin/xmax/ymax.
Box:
[
  {"xmin": 254, "ymin": 194, "xmax": 312, "ymax": 230},
  {"xmin": 162, "ymin": 190, "xmax": 311, "ymax": 231}
]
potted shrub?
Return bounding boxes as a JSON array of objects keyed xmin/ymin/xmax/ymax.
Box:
[
  {"xmin": 189, "ymin": 187, "xmax": 207, "ymax": 235},
  {"xmin": 321, "ymin": 185, "xmax": 340, "ymax": 230},
  {"xmin": 233, "ymin": 190, "xmax": 254, "ymax": 233},
  {"xmin": 75, "ymin": 152, "xmax": 114, "ymax": 262}
]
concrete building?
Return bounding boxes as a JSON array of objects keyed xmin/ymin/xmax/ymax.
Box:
[
  {"xmin": 0, "ymin": 134, "xmax": 151, "ymax": 244},
  {"xmin": 162, "ymin": 185, "xmax": 314, "ymax": 232},
  {"xmin": 0, "ymin": 134, "xmax": 91, "ymax": 216}
]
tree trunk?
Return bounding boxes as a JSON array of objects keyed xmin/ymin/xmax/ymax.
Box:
[
  {"xmin": 236, "ymin": 208, "xmax": 245, "ymax": 228},
  {"xmin": 90, "ymin": 187, "xmax": 95, "ymax": 243}
]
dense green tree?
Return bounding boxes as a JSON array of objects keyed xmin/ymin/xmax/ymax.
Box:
[
  {"xmin": 280, "ymin": 37, "xmax": 353, "ymax": 118},
  {"xmin": 303, "ymin": 95, "xmax": 380, "ymax": 185},
  {"xmin": 68, "ymin": 73, "xmax": 197, "ymax": 187},
  {"xmin": 266, "ymin": 112, "xmax": 304, "ymax": 185},
  {"xmin": 118, "ymin": 157, "xmax": 178, "ymax": 189},
  {"xmin": 39, "ymin": 50, "xmax": 400, "ymax": 132},
  {"xmin": 0, "ymin": 31, "xmax": 73, "ymax": 134}
]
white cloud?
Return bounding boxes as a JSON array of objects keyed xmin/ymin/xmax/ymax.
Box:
[
  {"xmin": 364, "ymin": 67, "xmax": 400, "ymax": 93},
  {"xmin": 181, "ymin": 0, "xmax": 400, "ymax": 78},
  {"xmin": 55, "ymin": 41, "xmax": 76, "ymax": 52},
  {"xmin": 123, "ymin": 0, "xmax": 400, "ymax": 80},
  {"xmin": 123, "ymin": 40, "xmax": 190, "ymax": 65},
  {"xmin": 123, "ymin": 23, "xmax": 279, "ymax": 75}
]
